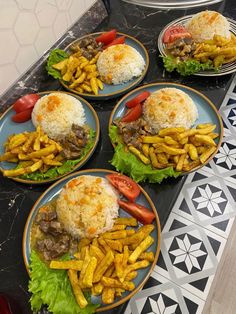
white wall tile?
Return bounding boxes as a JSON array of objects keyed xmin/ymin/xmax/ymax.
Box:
[
  {"xmin": 36, "ymin": 0, "xmax": 58, "ymax": 27},
  {"xmin": 0, "ymin": 31, "xmax": 19, "ymax": 65},
  {"xmin": 0, "ymin": 0, "xmax": 95, "ymax": 95},
  {"xmin": 0, "ymin": 0, "xmax": 18, "ymax": 28},
  {"xmin": 15, "ymin": 46, "xmax": 39, "ymax": 73},
  {"xmin": 35, "ymin": 28, "xmax": 56, "ymax": 55},
  {"xmin": 0, "ymin": 64, "xmax": 19, "ymax": 95},
  {"xmin": 14, "ymin": 12, "xmax": 40, "ymax": 45}
]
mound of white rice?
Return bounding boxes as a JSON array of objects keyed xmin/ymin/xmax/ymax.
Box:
[
  {"xmin": 31, "ymin": 92, "xmax": 85, "ymax": 140},
  {"xmin": 186, "ymin": 10, "xmax": 231, "ymax": 42},
  {"xmin": 56, "ymin": 175, "xmax": 119, "ymax": 239},
  {"xmin": 143, "ymin": 88, "xmax": 198, "ymax": 132},
  {"xmin": 97, "ymin": 44, "xmax": 145, "ymax": 85}
]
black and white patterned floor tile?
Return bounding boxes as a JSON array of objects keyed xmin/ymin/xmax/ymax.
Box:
[
  {"xmin": 124, "ymin": 272, "xmax": 204, "ymax": 314},
  {"xmin": 125, "ymin": 77, "xmax": 236, "ymax": 313},
  {"xmin": 172, "ymin": 169, "xmax": 236, "ymax": 238}
]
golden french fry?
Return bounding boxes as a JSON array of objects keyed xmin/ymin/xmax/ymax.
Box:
[
  {"xmin": 101, "ymin": 277, "xmax": 135, "ymax": 291},
  {"xmin": 90, "ymin": 77, "xmax": 98, "ymax": 95},
  {"xmin": 114, "ymin": 217, "xmax": 137, "ymax": 226},
  {"xmin": 159, "ymin": 127, "xmax": 185, "ymax": 137},
  {"xmin": 90, "ymin": 244, "xmax": 105, "ymax": 261},
  {"xmin": 209, "ymin": 133, "xmax": 219, "ymax": 139},
  {"xmin": 98, "ymin": 237, "xmax": 110, "ymax": 253},
  {"xmin": 161, "ymin": 144, "xmax": 186, "ymax": 155},
  {"xmin": 114, "ymin": 253, "xmax": 124, "ymax": 280},
  {"xmin": 93, "ymin": 250, "xmax": 114, "ymax": 283},
  {"xmin": 156, "ymin": 152, "xmax": 168, "ymax": 164},
  {"xmin": 164, "ymin": 136, "xmax": 178, "ymax": 145},
  {"xmin": 68, "ymin": 269, "xmax": 88, "ymax": 308},
  {"xmin": 84, "ymin": 64, "xmax": 97, "ymax": 72},
  {"xmin": 128, "ymin": 145, "xmax": 150, "ymax": 164},
  {"xmin": 138, "ymin": 252, "xmax": 155, "ymax": 262},
  {"xmin": 123, "ymin": 245, "xmax": 129, "ymax": 269},
  {"xmin": 125, "ymin": 271, "xmax": 138, "ymax": 281},
  {"xmin": 78, "ymin": 238, "xmax": 91, "ymax": 251},
  {"xmin": 102, "ymin": 287, "xmax": 115, "ymax": 304},
  {"xmin": 128, "ymin": 236, "xmax": 154, "ymax": 264},
  {"xmin": 52, "ymin": 59, "xmax": 68, "ymax": 70},
  {"xmin": 75, "ymin": 67, "xmax": 82, "ymax": 78},
  {"xmin": 22, "ymin": 133, "xmax": 36, "ymax": 152},
  {"xmin": 176, "ymin": 153, "xmax": 186, "ymax": 172},
  {"xmin": 69, "ymin": 72, "xmax": 86, "ymax": 88},
  {"xmin": 194, "ymin": 135, "xmax": 216, "ymax": 146},
  {"xmin": 79, "ymin": 247, "xmax": 91, "ymax": 285},
  {"xmin": 142, "ymin": 135, "xmax": 164, "ymax": 144},
  {"xmin": 200, "ymin": 147, "xmax": 216, "ymax": 164},
  {"xmin": 0, "ymin": 152, "xmax": 17, "ymax": 162},
  {"xmin": 96, "ymin": 78, "xmax": 104, "ymax": 90},
  {"xmin": 50, "ymin": 260, "xmax": 83, "ymax": 270},
  {"xmin": 121, "ymin": 260, "xmax": 150, "ymax": 282},
  {"xmin": 92, "ymin": 282, "xmax": 104, "ymax": 296},
  {"xmin": 142, "ymin": 143, "xmax": 150, "ymax": 157},
  {"xmin": 3, "ymin": 167, "xmax": 26, "ymax": 177},
  {"xmin": 110, "ymin": 224, "xmax": 126, "ymax": 231},
  {"xmin": 8, "ymin": 134, "xmax": 27, "ymax": 149},
  {"xmin": 81, "ymin": 83, "xmax": 92, "ymax": 93},
  {"xmin": 87, "ymin": 71, "xmax": 99, "ymax": 79},
  {"xmin": 188, "ymin": 144, "xmax": 198, "ymax": 161},
  {"xmin": 42, "ymin": 157, "xmax": 62, "ymax": 166},
  {"xmin": 82, "ymin": 256, "xmax": 98, "ymax": 288},
  {"xmin": 196, "ymin": 123, "xmax": 213, "ymax": 129},
  {"xmin": 105, "ymin": 239, "xmax": 123, "ymax": 252},
  {"xmin": 149, "ymin": 147, "xmax": 159, "ymax": 168},
  {"xmin": 103, "ymin": 230, "xmax": 127, "ymax": 240},
  {"xmin": 28, "ymin": 145, "xmax": 56, "ymax": 158},
  {"xmin": 115, "ymin": 288, "xmax": 125, "ymax": 297}
]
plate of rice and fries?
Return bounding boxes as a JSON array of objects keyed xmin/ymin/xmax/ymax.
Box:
[
  {"xmin": 109, "ymin": 82, "xmax": 223, "ymax": 183},
  {"xmin": 23, "ymin": 169, "xmax": 161, "ymax": 312},
  {"xmin": 0, "ymin": 91, "xmax": 100, "ymax": 184},
  {"xmin": 47, "ymin": 31, "xmax": 149, "ymax": 99},
  {"xmin": 158, "ymin": 12, "xmax": 236, "ymax": 76}
]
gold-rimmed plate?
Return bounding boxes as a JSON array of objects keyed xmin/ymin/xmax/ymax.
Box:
[
  {"xmin": 109, "ymin": 82, "xmax": 223, "ymax": 181},
  {"xmin": 59, "ymin": 32, "xmax": 149, "ymax": 99},
  {"xmin": 0, "ymin": 91, "xmax": 100, "ymax": 184},
  {"xmin": 158, "ymin": 15, "xmax": 236, "ymax": 76},
  {"xmin": 22, "ymin": 168, "xmax": 161, "ymax": 312}
]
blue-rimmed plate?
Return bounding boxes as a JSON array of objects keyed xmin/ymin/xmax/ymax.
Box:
[
  {"xmin": 22, "ymin": 168, "xmax": 161, "ymax": 312},
  {"xmin": 60, "ymin": 32, "xmax": 149, "ymax": 99},
  {"xmin": 158, "ymin": 15, "xmax": 236, "ymax": 76},
  {"xmin": 109, "ymin": 82, "xmax": 223, "ymax": 175},
  {"xmin": 0, "ymin": 91, "xmax": 100, "ymax": 184}
]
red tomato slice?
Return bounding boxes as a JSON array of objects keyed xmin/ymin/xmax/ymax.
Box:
[
  {"xmin": 106, "ymin": 173, "xmax": 141, "ymax": 202},
  {"xmin": 103, "ymin": 36, "xmax": 125, "ymax": 49},
  {"xmin": 13, "ymin": 94, "xmax": 40, "ymax": 113},
  {"xmin": 169, "ymin": 32, "xmax": 192, "ymax": 43},
  {"xmin": 11, "ymin": 109, "xmax": 33, "ymax": 123},
  {"xmin": 96, "ymin": 29, "xmax": 117, "ymax": 45},
  {"xmin": 121, "ymin": 103, "xmax": 142, "ymax": 123},
  {"xmin": 126, "ymin": 91, "xmax": 150, "ymax": 108},
  {"xmin": 163, "ymin": 25, "xmax": 191, "ymax": 44},
  {"xmin": 118, "ymin": 199, "xmax": 155, "ymax": 225}
]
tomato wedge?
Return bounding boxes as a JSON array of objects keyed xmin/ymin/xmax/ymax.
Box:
[
  {"xmin": 126, "ymin": 91, "xmax": 150, "ymax": 108},
  {"xmin": 163, "ymin": 25, "xmax": 191, "ymax": 44},
  {"xmin": 106, "ymin": 173, "xmax": 141, "ymax": 202},
  {"xmin": 121, "ymin": 103, "xmax": 142, "ymax": 123},
  {"xmin": 104, "ymin": 36, "xmax": 126, "ymax": 49},
  {"xmin": 96, "ymin": 29, "xmax": 117, "ymax": 45},
  {"xmin": 12, "ymin": 94, "xmax": 39, "ymax": 113},
  {"xmin": 11, "ymin": 109, "xmax": 33, "ymax": 123},
  {"xmin": 118, "ymin": 200, "xmax": 155, "ymax": 225}
]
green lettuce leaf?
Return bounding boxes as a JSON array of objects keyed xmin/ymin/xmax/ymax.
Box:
[
  {"xmin": 21, "ymin": 129, "xmax": 95, "ymax": 181},
  {"xmin": 46, "ymin": 49, "xmax": 69, "ymax": 79},
  {"xmin": 161, "ymin": 55, "xmax": 217, "ymax": 76},
  {"xmin": 109, "ymin": 126, "xmax": 180, "ymax": 183},
  {"xmin": 29, "ymin": 251, "xmax": 98, "ymax": 314}
]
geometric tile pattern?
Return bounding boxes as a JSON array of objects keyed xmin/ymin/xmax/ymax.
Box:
[
  {"xmin": 0, "ymin": 0, "xmax": 95, "ymax": 95},
  {"xmin": 126, "ymin": 76, "xmax": 236, "ymax": 313}
]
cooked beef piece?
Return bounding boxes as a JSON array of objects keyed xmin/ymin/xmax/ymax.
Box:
[
  {"xmin": 37, "ymin": 235, "xmax": 70, "ymax": 260},
  {"xmin": 39, "ymin": 220, "xmax": 64, "ymax": 236},
  {"xmin": 70, "ymin": 36, "xmax": 103, "ymax": 60},
  {"xmin": 35, "ymin": 210, "xmax": 57, "ymax": 224},
  {"xmin": 166, "ymin": 37, "xmax": 197, "ymax": 60},
  {"xmin": 60, "ymin": 124, "xmax": 89, "ymax": 160}
]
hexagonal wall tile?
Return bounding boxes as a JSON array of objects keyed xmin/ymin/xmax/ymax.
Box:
[
  {"xmin": 35, "ymin": 28, "xmax": 56, "ymax": 55},
  {"xmin": 69, "ymin": 0, "xmax": 86, "ymax": 23},
  {"xmin": 0, "ymin": 0, "xmax": 18, "ymax": 28},
  {"xmin": 56, "ymin": 0, "xmax": 73, "ymax": 11},
  {"xmin": 36, "ymin": 0, "xmax": 58, "ymax": 27},
  {"xmin": 53, "ymin": 12, "xmax": 70, "ymax": 39},
  {"xmin": 16, "ymin": 0, "xmax": 37, "ymax": 10},
  {"xmin": 15, "ymin": 46, "xmax": 39, "ymax": 73},
  {"xmin": 0, "ymin": 64, "xmax": 19, "ymax": 96},
  {"xmin": 14, "ymin": 12, "xmax": 40, "ymax": 45},
  {"xmin": 0, "ymin": 31, "xmax": 19, "ymax": 65}
]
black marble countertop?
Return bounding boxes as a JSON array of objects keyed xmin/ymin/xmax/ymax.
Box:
[{"xmin": 0, "ymin": 0, "xmax": 235, "ymax": 313}]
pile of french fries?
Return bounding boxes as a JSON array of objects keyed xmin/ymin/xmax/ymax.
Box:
[
  {"xmin": 128, "ymin": 123, "xmax": 219, "ymax": 172},
  {"xmin": 194, "ymin": 34, "xmax": 236, "ymax": 67},
  {"xmin": 49, "ymin": 217, "xmax": 155, "ymax": 308},
  {"xmin": 52, "ymin": 48, "xmax": 103, "ymax": 95},
  {"xmin": 0, "ymin": 126, "xmax": 64, "ymax": 177}
]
